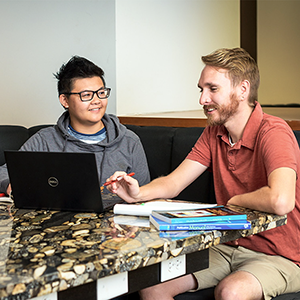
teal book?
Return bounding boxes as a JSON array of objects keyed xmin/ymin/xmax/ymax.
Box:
[
  {"xmin": 150, "ymin": 215, "xmax": 251, "ymax": 231},
  {"xmin": 151, "ymin": 205, "xmax": 247, "ymax": 224},
  {"xmin": 159, "ymin": 230, "xmax": 203, "ymax": 240}
]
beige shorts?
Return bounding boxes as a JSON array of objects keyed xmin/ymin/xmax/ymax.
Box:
[{"xmin": 193, "ymin": 244, "xmax": 300, "ymax": 300}]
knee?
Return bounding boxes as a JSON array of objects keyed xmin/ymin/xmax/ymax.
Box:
[
  {"xmin": 215, "ymin": 271, "xmax": 263, "ymax": 300},
  {"xmin": 214, "ymin": 281, "xmax": 240, "ymax": 300}
]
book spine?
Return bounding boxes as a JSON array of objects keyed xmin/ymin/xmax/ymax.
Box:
[
  {"xmin": 174, "ymin": 215, "xmax": 248, "ymax": 224},
  {"xmin": 162, "ymin": 222, "xmax": 251, "ymax": 230},
  {"xmin": 151, "ymin": 211, "xmax": 247, "ymax": 224},
  {"xmin": 159, "ymin": 231, "xmax": 201, "ymax": 239},
  {"xmin": 150, "ymin": 216, "xmax": 251, "ymax": 231}
]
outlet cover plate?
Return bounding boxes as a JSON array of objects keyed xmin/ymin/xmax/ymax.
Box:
[{"xmin": 161, "ymin": 254, "xmax": 186, "ymax": 282}]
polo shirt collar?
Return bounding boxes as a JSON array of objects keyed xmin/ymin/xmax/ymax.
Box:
[{"xmin": 217, "ymin": 101, "xmax": 263, "ymax": 150}]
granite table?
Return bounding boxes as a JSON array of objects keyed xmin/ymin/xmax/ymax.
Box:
[{"xmin": 0, "ymin": 201, "xmax": 287, "ymax": 300}]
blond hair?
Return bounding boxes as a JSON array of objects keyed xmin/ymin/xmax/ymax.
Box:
[{"xmin": 202, "ymin": 48, "xmax": 260, "ymax": 105}]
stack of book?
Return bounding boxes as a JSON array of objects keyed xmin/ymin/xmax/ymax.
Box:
[{"xmin": 150, "ymin": 205, "xmax": 251, "ymax": 232}]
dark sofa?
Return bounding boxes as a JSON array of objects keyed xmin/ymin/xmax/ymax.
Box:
[{"xmin": 0, "ymin": 124, "xmax": 299, "ymax": 300}]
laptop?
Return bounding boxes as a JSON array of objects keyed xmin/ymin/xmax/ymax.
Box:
[{"xmin": 4, "ymin": 151, "xmax": 123, "ymax": 213}]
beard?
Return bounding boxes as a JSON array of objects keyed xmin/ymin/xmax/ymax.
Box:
[{"xmin": 204, "ymin": 93, "xmax": 240, "ymax": 126}]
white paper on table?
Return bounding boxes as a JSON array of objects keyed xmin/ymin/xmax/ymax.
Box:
[
  {"xmin": 113, "ymin": 215, "xmax": 150, "ymax": 227},
  {"xmin": 0, "ymin": 197, "xmax": 13, "ymax": 204},
  {"xmin": 113, "ymin": 201, "xmax": 216, "ymax": 217}
]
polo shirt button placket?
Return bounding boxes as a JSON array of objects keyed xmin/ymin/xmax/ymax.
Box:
[{"xmin": 228, "ymin": 149, "xmax": 236, "ymax": 170}]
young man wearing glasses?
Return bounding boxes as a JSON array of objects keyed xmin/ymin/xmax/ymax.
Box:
[{"xmin": 0, "ymin": 56, "xmax": 150, "ymax": 195}]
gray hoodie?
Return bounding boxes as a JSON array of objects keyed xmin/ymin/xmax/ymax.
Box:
[{"xmin": 0, "ymin": 111, "xmax": 150, "ymax": 193}]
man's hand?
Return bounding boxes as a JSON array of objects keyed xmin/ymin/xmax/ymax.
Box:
[{"xmin": 105, "ymin": 172, "xmax": 141, "ymax": 203}]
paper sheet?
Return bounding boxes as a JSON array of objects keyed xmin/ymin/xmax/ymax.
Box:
[{"xmin": 113, "ymin": 201, "xmax": 216, "ymax": 216}]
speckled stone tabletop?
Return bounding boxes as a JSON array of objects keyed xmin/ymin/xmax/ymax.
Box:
[{"xmin": 0, "ymin": 200, "xmax": 287, "ymax": 300}]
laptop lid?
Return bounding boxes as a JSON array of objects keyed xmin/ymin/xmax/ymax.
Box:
[{"xmin": 5, "ymin": 151, "xmax": 108, "ymax": 213}]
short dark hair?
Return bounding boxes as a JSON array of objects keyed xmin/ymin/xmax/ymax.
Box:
[{"xmin": 54, "ymin": 56, "xmax": 106, "ymax": 95}]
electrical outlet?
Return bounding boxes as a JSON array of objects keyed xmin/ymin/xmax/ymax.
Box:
[
  {"xmin": 97, "ymin": 272, "xmax": 128, "ymax": 300},
  {"xmin": 160, "ymin": 254, "xmax": 186, "ymax": 282},
  {"xmin": 32, "ymin": 292, "xmax": 57, "ymax": 300}
]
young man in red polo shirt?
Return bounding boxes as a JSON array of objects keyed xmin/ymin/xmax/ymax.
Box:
[{"xmin": 107, "ymin": 48, "xmax": 300, "ymax": 300}]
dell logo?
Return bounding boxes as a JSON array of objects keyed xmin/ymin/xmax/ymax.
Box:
[{"xmin": 48, "ymin": 177, "xmax": 59, "ymax": 187}]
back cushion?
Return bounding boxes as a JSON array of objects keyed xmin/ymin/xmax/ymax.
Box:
[
  {"xmin": 28, "ymin": 124, "xmax": 53, "ymax": 137},
  {"xmin": 125, "ymin": 125, "xmax": 175, "ymax": 180},
  {"xmin": 171, "ymin": 127, "xmax": 216, "ymax": 204},
  {"xmin": 293, "ymin": 130, "xmax": 300, "ymax": 146},
  {"xmin": 0, "ymin": 126, "xmax": 29, "ymax": 165}
]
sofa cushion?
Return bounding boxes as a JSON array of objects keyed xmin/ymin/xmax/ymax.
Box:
[
  {"xmin": 273, "ymin": 293, "xmax": 300, "ymax": 300},
  {"xmin": 293, "ymin": 131, "xmax": 300, "ymax": 145},
  {"xmin": 28, "ymin": 124, "xmax": 53, "ymax": 137},
  {"xmin": 0, "ymin": 126, "xmax": 29, "ymax": 166},
  {"xmin": 173, "ymin": 289, "xmax": 300, "ymax": 300},
  {"xmin": 125, "ymin": 125, "xmax": 176, "ymax": 180},
  {"xmin": 272, "ymin": 293, "xmax": 300, "ymax": 300},
  {"xmin": 174, "ymin": 288, "xmax": 215, "ymax": 300},
  {"xmin": 171, "ymin": 127, "xmax": 216, "ymax": 204}
]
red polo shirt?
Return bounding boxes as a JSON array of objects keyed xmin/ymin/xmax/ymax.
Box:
[{"xmin": 187, "ymin": 103, "xmax": 300, "ymax": 265}]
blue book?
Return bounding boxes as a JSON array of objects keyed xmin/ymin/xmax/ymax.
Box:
[
  {"xmin": 150, "ymin": 215, "xmax": 251, "ymax": 231},
  {"xmin": 159, "ymin": 230, "xmax": 204, "ymax": 240},
  {"xmin": 151, "ymin": 205, "xmax": 247, "ymax": 224}
]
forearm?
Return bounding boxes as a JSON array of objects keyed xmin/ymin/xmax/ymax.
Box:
[
  {"xmin": 228, "ymin": 167, "xmax": 296, "ymax": 215},
  {"xmin": 137, "ymin": 175, "xmax": 182, "ymax": 202},
  {"xmin": 228, "ymin": 185, "xmax": 295, "ymax": 216},
  {"xmin": 109, "ymin": 159, "xmax": 207, "ymax": 203},
  {"xmin": 133, "ymin": 159, "xmax": 207, "ymax": 202}
]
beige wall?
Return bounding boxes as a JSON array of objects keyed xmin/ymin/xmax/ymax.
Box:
[
  {"xmin": 1, "ymin": 0, "xmax": 299, "ymax": 128},
  {"xmin": 258, "ymin": 0, "xmax": 300, "ymax": 106},
  {"xmin": 116, "ymin": 0, "xmax": 239, "ymax": 116},
  {"xmin": 0, "ymin": 0, "xmax": 116, "ymax": 127},
  {"xmin": 0, "ymin": 0, "xmax": 239, "ymax": 126}
]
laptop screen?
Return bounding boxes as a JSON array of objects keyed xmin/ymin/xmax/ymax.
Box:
[{"xmin": 5, "ymin": 151, "xmax": 106, "ymax": 212}]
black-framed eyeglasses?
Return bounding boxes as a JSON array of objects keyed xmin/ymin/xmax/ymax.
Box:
[{"xmin": 64, "ymin": 87, "xmax": 111, "ymax": 102}]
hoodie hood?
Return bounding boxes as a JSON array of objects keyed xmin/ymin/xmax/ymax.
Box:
[{"xmin": 56, "ymin": 111, "xmax": 128, "ymax": 151}]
